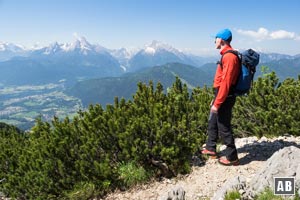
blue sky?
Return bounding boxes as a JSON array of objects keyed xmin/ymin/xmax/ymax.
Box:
[{"xmin": 0, "ymin": 0, "xmax": 300, "ymax": 55}]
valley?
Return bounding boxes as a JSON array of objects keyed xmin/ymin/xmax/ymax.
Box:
[{"xmin": 0, "ymin": 83, "xmax": 82, "ymax": 130}]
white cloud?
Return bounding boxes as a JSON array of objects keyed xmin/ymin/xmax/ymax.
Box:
[
  {"xmin": 237, "ymin": 27, "xmax": 300, "ymax": 41},
  {"xmin": 237, "ymin": 27, "xmax": 269, "ymax": 40},
  {"xmin": 270, "ymin": 30, "xmax": 295, "ymax": 39}
]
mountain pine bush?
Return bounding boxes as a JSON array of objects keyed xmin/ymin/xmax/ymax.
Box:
[
  {"xmin": 1, "ymin": 72, "xmax": 299, "ymax": 198},
  {"xmin": 233, "ymin": 71, "xmax": 300, "ymax": 137},
  {"xmin": 0, "ymin": 123, "xmax": 25, "ymax": 196}
]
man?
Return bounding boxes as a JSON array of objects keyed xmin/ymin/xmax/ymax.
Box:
[{"xmin": 201, "ymin": 28, "xmax": 240, "ymax": 166}]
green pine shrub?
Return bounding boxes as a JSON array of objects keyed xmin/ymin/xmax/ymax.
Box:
[
  {"xmin": 1, "ymin": 71, "xmax": 300, "ymax": 199},
  {"xmin": 233, "ymin": 71, "xmax": 300, "ymax": 138},
  {"xmin": 0, "ymin": 123, "xmax": 26, "ymax": 197},
  {"xmin": 116, "ymin": 78, "xmax": 209, "ymax": 176}
]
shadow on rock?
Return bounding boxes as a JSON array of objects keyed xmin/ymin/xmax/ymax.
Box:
[{"xmin": 236, "ymin": 139, "xmax": 300, "ymax": 165}]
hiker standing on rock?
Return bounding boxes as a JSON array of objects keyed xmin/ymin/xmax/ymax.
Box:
[{"xmin": 201, "ymin": 28, "xmax": 240, "ymax": 166}]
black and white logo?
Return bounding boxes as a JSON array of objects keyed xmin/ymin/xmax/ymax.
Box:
[{"xmin": 274, "ymin": 177, "xmax": 295, "ymax": 195}]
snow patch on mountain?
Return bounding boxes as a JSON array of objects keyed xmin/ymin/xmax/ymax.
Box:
[
  {"xmin": 110, "ymin": 48, "xmax": 132, "ymax": 60},
  {"xmin": 0, "ymin": 42, "xmax": 28, "ymax": 61},
  {"xmin": 0, "ymin": 42, "xmax": 26, "ymax": 52},
  {"xmin": 62, "ymin": 36, "xmax": 93, "ymax": 55},
  {"xmin": 43, "ymin": 42, "xmax": 63, "ymax": 55},
  {"xmin": 143, "ymin": 40, "xmax": 184, "ymax": 57},
  {"xmin": 145, "ymin": 47, "xmax": 156, "ymax": 55}
]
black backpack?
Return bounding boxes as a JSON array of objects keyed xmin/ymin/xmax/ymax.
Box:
[{"xmin": 219, "ymin": 49, "xmax": 260, "ymax": 95}]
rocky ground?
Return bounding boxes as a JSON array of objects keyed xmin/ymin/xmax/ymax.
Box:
[{"xmin": 101, "ymin": 135, "xmax": 300, "ymax": 200}]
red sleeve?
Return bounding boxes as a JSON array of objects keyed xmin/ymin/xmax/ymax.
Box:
[{"xmin": 213, "ymin": 53, "xmax": 239, "ymax": 109}]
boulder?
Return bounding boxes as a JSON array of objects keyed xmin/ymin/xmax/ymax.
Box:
[
  {"xmin": 245, "ymin": 145, "xmax": 300, "ymax": 198},
  {"xmin": 160, "ymin": 186, "xmax": 185, "ymax": 200},
  {"xmin": 212, "ymin": 176, "xmax": 246, "ymax": 200}
]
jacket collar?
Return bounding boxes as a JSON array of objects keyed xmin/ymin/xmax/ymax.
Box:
[{"xmin": 220, "ymin": 45, "xmax": 232, "ymax": 55}]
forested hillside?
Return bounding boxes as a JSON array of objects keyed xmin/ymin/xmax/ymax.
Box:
[
  {"xmin": 68, "ymin": 57, "xmax": 300, "ymax": 108},
  {"xmin": 0, "ymin": 72, "xmax": 299, "ymax": 199},
  {"xmin": 67, "ymin": 62, "xmax": 213, "ymax": 106}
]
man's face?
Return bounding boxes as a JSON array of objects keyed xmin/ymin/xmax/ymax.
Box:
[{"xmin": 215, "ymin": 38, "xmax": 222, "ymax": 49}]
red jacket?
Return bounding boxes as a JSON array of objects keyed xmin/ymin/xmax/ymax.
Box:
[{"xmin": 213, "ymin": 45, "xmax": 240, "ymax": 109}]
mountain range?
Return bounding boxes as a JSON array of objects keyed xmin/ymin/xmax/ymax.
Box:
[
  {"xmin": 0, "ymin": 38, "xmax": 214, "ymax": 80},
  {"xmin": 1, "ymin": 36, "xmax": 299, "ymax": 87},
  {"xmin": 0, "ymin": 38, "xmax": 124, "ymax": 86},
  {"xmin": 0, "ymin": 36, "xmax": 299, "ymax": 90},
  {"xmin": 1, "ymin": 36, "xmax": 300, "ymax": 131}
]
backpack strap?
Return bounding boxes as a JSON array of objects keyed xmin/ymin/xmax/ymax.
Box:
[
  {"xmin": 217, "ymin": 50, "xmax": 242, "ymax": 94},
  {"xmin": 217, "ymin": 50, "xmax": 241, "ymax": 69}
]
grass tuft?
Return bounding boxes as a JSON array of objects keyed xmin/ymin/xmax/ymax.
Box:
[{"xmin": 118, "ymin": 161, "xmax": 149, "ymax": 188}]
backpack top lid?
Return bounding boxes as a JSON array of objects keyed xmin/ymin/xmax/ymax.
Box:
[{"xmin": 242, "ymin": 49, "xmax": 260, "ymax": 68}]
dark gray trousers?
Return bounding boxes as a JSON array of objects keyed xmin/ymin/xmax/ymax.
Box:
[{"xmin": 206, "ymin": 94, "xmax": 238, "ymax": 161}]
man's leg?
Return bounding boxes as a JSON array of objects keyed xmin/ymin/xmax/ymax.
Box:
[
  {"xmin": 205, "ymin": 111, "xmax": 218, "ymax": 152},
  {"xmin": 217, "ymin": 96, "xmax": 238, "ymax": 161}
]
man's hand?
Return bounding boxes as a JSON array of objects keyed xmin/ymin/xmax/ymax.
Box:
[{"xmin": 210, "ymin": 105, "xmax": 218, "ymax": 113}]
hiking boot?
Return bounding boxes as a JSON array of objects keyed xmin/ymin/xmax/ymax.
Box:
[
  {"xmin": 201, "ymin": 148, "xmax": 217, "ymax": 159},
  {"xmin": 218, "ymin": 156, "xmax": 239, "ymax": 166}
]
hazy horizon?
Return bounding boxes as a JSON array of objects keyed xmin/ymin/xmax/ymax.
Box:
[{"xmin": 1, "ymin": 0, "xmax": 300, "ymax": 56}]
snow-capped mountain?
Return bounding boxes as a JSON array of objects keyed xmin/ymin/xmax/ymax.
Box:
[
  {"xmin": 144, "ymin": 40, "xmax": 182, "ymax": 55},
  {"xmin": 1, "ymin": 36, "xmax": 300, "ymax": 86},
  {"xmin": 0, "ymin": 42, "xmax": 25, "ymax": 52},
  {"xmin": 109, "ymin": 48, "xmax": 140, "ymax": 71},
  {"xmin": 64, "ymin": 37, "xmax": 92, "ymax": 52},
  {"xmin": 31, "ymin": 36, "xmax": 110, "ymax": 57},
  {"xmin": 110, "ymin": 48, "xmax": 134, "ymax": 61},
  {"xmin": 0, "ymin": 42, "xmax": 28, "ymax": 61},
  {"xmin": 61, "ymin": 36, "xmax": 109, "ymax": 55},
  {"xmin": 0, "ymin": 37, "xmax": 123, "ymax": 85},
  {"xmin": 41, "ymin": 42, "xmax": 63, "ymax": 55},
  {"xmin": 258, "ymin": 52, "xmax": 296, "ymax": 63},
  {"xmin": 128, "ymin": 40, "xmax": 196, "ymax": 72}
]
